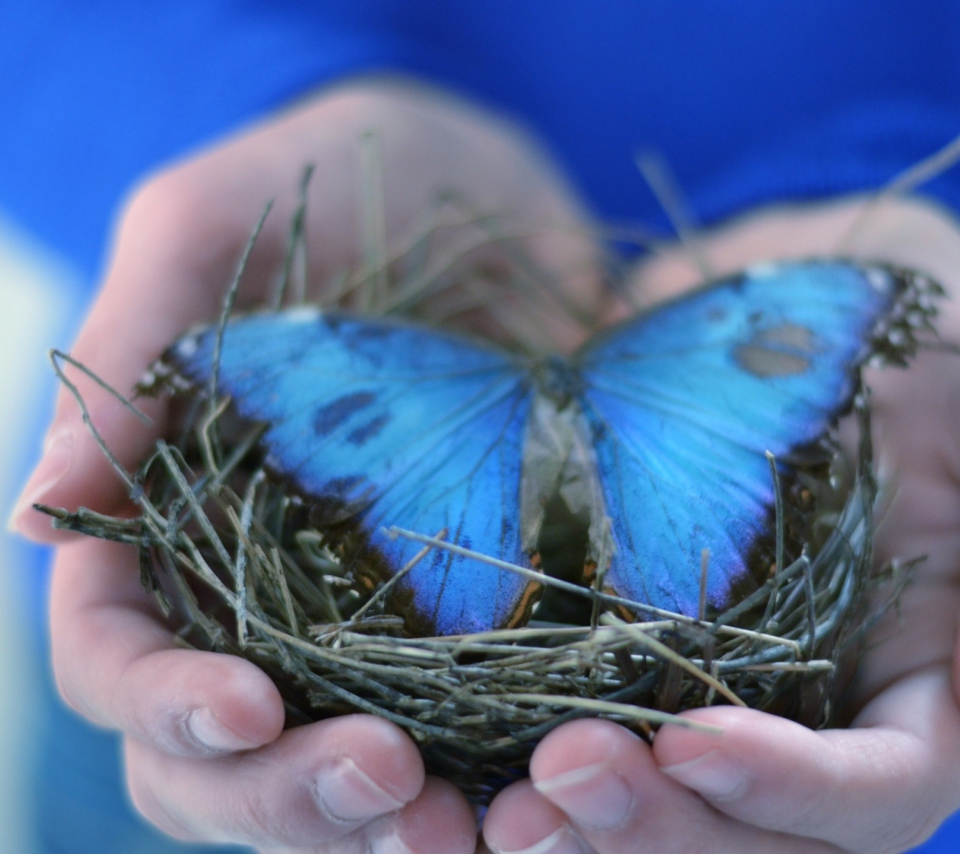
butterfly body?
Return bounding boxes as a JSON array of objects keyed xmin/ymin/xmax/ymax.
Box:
[{"xmin": 158, "ymin": 261, "xmax": 937, "ymax": 636}]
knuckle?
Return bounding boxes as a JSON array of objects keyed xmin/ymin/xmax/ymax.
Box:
[
  {"xmin": 223, "ymin": 778, "xmax": 326, "ymax": 848},
  {"xmin": 229, "ymin": 786, "xmax": 286, "ymax": 843},
  {"xmin": 119, "ymin": 166, "xmax": 218, "ymax": 251},
  {"xmin": 51, "ymin": 666, "xmax": 87, "ymax": 717},
  {"xmin": 50, "ymin": 622, "xmax": 106, "ymax": 725},
  {"xmin": 106, "ymin": 156, "xmax": 277, "ymax": 308}
]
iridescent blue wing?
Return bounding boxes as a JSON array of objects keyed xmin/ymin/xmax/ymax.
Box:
[
  {"xmin": 574, "ymin": 261, "xmax": 924, "ymax": 617},
  {"xmin": 164, "ymin": 309, "xmax": 538, "ymax": 636}
]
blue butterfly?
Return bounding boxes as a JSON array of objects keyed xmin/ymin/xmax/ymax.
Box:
[{"xmin": 160, "ymin": 260, "xmax": 930, "ymax": 636}]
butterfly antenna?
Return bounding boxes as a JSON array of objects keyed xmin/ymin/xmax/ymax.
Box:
[
  {"xmin": 272, "ymin": 164, "xmax": 314, "ymax": 309},
  {"xmin": 635, "ymin": 150, "xmax": 713, "ymax": 281},
  {"xmin": 837, "ymin": 130, "xmax": 960, "ymax": 253}
]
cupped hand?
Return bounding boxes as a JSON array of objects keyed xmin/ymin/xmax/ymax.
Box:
[
  {"xmin": 482, "ymin": 197, "xmax": 960, "ymax": 854},
  {"xmin": 11, "ymin": 78, "xmax": 602, "ymax": 852}
]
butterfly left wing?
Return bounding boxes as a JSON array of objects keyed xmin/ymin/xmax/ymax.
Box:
[
  {"xmin": 158, "ymin": 309, "xmax": 538, "ymax": 636},
  {"xmin": 574, "ymin": 261, "xmax": 936, "ymax": 617}
]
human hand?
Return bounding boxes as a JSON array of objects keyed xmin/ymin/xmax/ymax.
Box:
[
  {"xmin": 10, "ymin": 78, "xmax": 602, "ymax": 851},
  {"xmin": 481, "ymin": 196, "xmax": 960, "ymax": 854}
]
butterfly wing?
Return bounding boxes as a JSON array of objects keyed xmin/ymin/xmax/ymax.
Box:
[
  {"xmin": 574, "ymin": 261, "xmax": 926, "ymax": 617},
  {"xmin": 164, "ymin": 309, "xmax": 538, "ymax": 636}
]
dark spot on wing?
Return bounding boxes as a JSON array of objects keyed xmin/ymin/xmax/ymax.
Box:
[
  {"xmin": 707, "ymin": 307, "xmax": 727, "ymax": 322},
  {"xmin": 734, "ymin": 323, "xmax": 818, "ymax": 378},
  {"xmin": 326, "ymin": 475, "xmax": 367, "ymax": 497},
  {"xmin": 313, "ymin": 392, "xmax": 377, "ymax": 436},
  {"xmin": 735, "ymin": 345, "xmax": 810, "ymax": 377},
  {"xmin": 347, "ymin": 412, "xmax": 392, "ymax": 446}
]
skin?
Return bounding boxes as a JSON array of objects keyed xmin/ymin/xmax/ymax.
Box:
[{"xmin": 10, "ymin": 78, "xmax": 960, "ymax": 853}]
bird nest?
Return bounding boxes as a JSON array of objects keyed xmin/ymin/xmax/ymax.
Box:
[{"xmin": 38, "ymin": 193, "xmax": 933, "ymax": 805}]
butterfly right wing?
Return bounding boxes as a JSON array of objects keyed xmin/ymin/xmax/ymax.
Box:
[
  {"xmin": 160, "ymin": 309, "xmax": 538, "ymax": 636},
  {"xmin": 574, "ymin": 261, "xmax": 935, "ymax": 618}
]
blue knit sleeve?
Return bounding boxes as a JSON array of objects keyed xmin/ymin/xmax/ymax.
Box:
[
  {"xmin": 691, "ymin": 98, "xmax": 960, "ymax": 227},
  {"xmin": 0, "ymin": 1, "xmax": 431, "ymax": 282},
  {"xmin": 3, "ymin": 1, "xmax": 960, "ymax": 280}
]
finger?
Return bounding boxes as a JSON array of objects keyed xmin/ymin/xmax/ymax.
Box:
[
  {"xmin": 8, "ymin": 164, "xmax": 291, "ymax": 542},
  {"xmin": 362, "ymin": 777, "xmax": 477, "ymax": 854},
  {"xmin": 125, "ymin": 716, "xmax": 433, "ymax": 849},
  {"xmin": 654, "ymin": 672, "xmax": 960, "ymax": 853},
  {"xmin": 312, "ymin": 778, "xmax": 478, "ymax": 854},
  {"xmin": 50, "ymin": 537, "xmax": 284, "ymax": 754},
  {"xmin": 483, "ymin": 779, "xmax": 589, "ymax": 854},
  {"xmin": 266, "ymin": 778, "xmax": 478, "ymax": 854},
  {"xmin": 513, "ymin": 719, "xmax": 839, "ymax": 854}
]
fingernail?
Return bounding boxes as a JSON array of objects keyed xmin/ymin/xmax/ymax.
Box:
[
  {"xmin": 534, "ymin": 762, "xmax": 633, "ymax": 830},
  {"xmin": 369, "ymin": 829, "xmax": 415, "ymax": 854},
  {"xmin": 313, "ymin": 757, "xmax": 406, "ymax": 823},
  {"xmin": 491, "ymin": 825, "xmax": 589, "ymax": 854},
  {"xmin": 7, "ymin": 427, "xmax": 75, "ymax": 533},
  {"xmin": 186, "ymin": 707, "xmax": 259, "ymax": 753},
  {"xmin": 659, "ymin": 749, "xmax": 749, "ymax": 802}
]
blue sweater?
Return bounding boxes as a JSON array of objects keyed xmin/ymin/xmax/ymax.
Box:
[{"xmin": 3, "ymin": 1, "xmax": 960, "ymax": 285}]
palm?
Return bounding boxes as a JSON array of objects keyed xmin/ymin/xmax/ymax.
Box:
[{"xmin": 845, "ymin": 340, "xmax": 960, "ymax": 732}]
